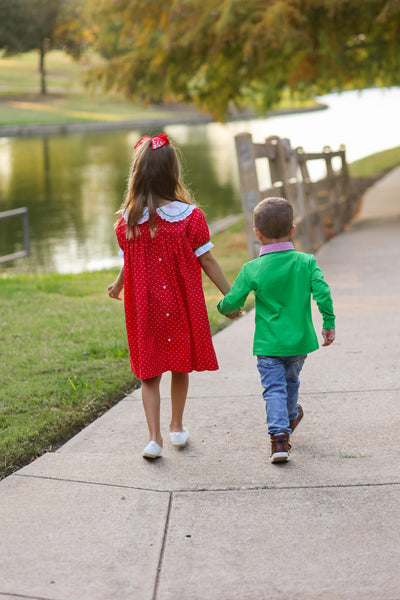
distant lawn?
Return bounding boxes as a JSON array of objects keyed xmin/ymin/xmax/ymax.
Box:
[
  {"xmin": 349, "ymin": 146, "xmax": 400, "ymax": 178},
  {"xmin": 0, "ymin": 49, "xmax": 85, "ymax": 95},
  {"xmin": 0, "ymin": 95, "xmax": 193, "ymax": 126},
  {"xmin": 0, "ymin": 50, "xmax": 202, "ymax": 126},
  {"xmin": 0, "ymin": 49, "xmax": 319, "ymax": 127}
]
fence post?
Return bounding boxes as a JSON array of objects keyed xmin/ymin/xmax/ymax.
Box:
[
  {"xmin": 265, "ymin": 136, "xmax": 284, "ymax": 196},
  {"xmin": 279, "ymin": 138, "xmax": 315, "ymax": 253},
  {"xmin": 324, "ymin": 146, "xmax": 343, "ymax": 234},
  {"xmin": 234, "ymin": 133, "xmax": 261, "ymax": 259},
  {"xmin": 296, "ymin": 147, "xmax": 327, "ymax": 247},
  {"xmin": 339, "ymin": 144, "xmax": 353, "ymax": 220},
  {"xmin": 22, "ymin": 210, "xmax": 30, "ymax": 256}
]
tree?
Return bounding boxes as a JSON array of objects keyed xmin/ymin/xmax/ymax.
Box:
[
  {"xmin": 0, "ymin": 0, "xmax": 89, "ymax": 95},
  {"xmin": 87, "ymin": 0, "xmax": 400, "ymax": 120}
]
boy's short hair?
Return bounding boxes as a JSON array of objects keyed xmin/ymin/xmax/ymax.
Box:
[{"xmin": 254, "ymin": 197, "xmax": 293, "ymax": 239}]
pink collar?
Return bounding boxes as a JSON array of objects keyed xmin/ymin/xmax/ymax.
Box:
[{"xmin": 259, "ymin": 241, "xmax": 295, "ymax": 256}]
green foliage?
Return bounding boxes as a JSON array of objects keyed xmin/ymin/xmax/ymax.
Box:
[{"xmin": 86, "ymin": 0, "xmax": 400, "ymax": 120}]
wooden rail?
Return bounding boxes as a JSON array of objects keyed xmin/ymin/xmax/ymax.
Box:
[
  {"xmin": 235, "ymin": 134, "xmax": 357, "ymax": 258},
  {"xmin": 0, "ymin": 207, "xmax": 30, "ymax": 264}
]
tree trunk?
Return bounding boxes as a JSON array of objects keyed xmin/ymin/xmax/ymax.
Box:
[{"xmin": 39, "ymin": 43, "xmax": 47, "ymax": 95}]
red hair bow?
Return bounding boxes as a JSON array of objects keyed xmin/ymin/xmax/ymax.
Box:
[{"xmin": 134, "ymin": 134, "xmax": 170, "ymax": 150}]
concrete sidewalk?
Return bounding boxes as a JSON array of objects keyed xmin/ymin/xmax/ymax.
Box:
[{"xmin": 1, "ymin": 168, "xmax": 400, "ymax": 600}]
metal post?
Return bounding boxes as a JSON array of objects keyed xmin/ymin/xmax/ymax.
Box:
[{"xmin": 0, "ymin": 207, "xmax": 30, "ymax": 264}]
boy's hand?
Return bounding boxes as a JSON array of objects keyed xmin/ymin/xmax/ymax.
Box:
[
  {"xmin": 225, "ymin": 308, "xmax": 242, "ymax": 320},
  {"xmin": 322, "ymin": 328, "xmax": 335, "ymax": 346},
  {"xmin": 108, "ymin": 281, "xmax": 123, "ymax": 300}
]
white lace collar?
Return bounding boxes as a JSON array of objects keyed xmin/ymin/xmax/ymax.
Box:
[{"xmin": 123, "ymin": 201, "xmax": 195, "ymax": 224}]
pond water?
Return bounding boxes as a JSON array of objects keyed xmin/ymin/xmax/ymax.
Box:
[{"xmin": 0, "ymin": 87, "xmax": 399, "ymax": 274}]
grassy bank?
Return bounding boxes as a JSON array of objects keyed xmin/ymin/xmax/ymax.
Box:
[
  {"xmin": 0, "ymin": 50, "xmax": 318, "ymax": 127},
  {"xmin": 0, "ymin": 219, "xmax": 252, "ymax": 479},
  {"xmin": 349, "ymin": 146, "xmax": 400, "ymax": 178},
  {"xmin": 0, "ymin": 50, "xmax": 202, "ymax": 126}
]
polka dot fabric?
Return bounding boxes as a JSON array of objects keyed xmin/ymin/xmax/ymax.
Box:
[{"xmin": 115, "ymin": 205, "xmax": 219, "ymax": 380}]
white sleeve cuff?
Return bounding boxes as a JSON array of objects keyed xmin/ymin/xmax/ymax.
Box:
[
  {"xmin": 119, "ymin": 248, "xmax": 124, "ymax": 258},
  {"xmin": 194, "ymin": 240, "xmax": 214, "ymax": 258}
]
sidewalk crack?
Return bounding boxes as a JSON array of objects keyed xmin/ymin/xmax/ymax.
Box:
[
  {"xmin": 152, "ymin": 492, "xmax": 173, "ymax": 600},
  {"xmin": 0, "ymin": 591, "xmax": 56, "ymax": 600},
  {"xmin": 13, "ymin": 473, "xmax": 400, "ymax": 494}
]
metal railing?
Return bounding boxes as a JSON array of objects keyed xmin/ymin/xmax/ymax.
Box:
[{"xmin": 0, "ymin": 207, "xmax": 30, "ymax": 264}]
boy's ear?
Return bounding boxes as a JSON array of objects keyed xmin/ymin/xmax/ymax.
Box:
[
  {"xmin": 290, "ymin": 225, "xmax": 296, "ymax": 238},
  {"xmin": 253, "ymin": 227, "xmax": 263, "ymax": 242}
]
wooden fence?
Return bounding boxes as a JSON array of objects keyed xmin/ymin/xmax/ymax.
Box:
[{"xmin": 235, "ymin": 134, "xmax": 359, "ymax": 258}]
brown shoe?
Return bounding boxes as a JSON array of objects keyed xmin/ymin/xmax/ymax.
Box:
[
  {"xmin": 270, "ymin": 432, "xmax": 291, "ymax": 463},
  {"xmin": 289, "ymin": 404, "xmax": 304, "ymax": 434}
]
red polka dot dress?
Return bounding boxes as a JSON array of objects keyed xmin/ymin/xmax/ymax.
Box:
[{"xmin": 115, "ymin": 201, "xmax": 219, "ymax": 380}]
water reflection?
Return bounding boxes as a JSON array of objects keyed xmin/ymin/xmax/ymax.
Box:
[
  {"xmin": 0, "ymin": 87, "xmax": 399, "ymax": 274},
  {"xmin": 2, "ymin": 132, "xmax": 131, "ymax": 272},
  {"xmin": 0, "ymin": 127, "xmax": 241, "ymax": 273}
]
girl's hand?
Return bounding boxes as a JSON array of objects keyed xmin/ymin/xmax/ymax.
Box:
[{"xmin": 108, "ymin": 281, "xmax": 123, "ymax": 300}]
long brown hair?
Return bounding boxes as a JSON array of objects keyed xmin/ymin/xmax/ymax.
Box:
[{"xmin": 121, "ymin": 137, "xmax": 193, "ymax": 238}]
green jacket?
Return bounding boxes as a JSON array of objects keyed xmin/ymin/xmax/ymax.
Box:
[{"xmin": 217, "ymin": 249, "xmax": 335, "ymax": 357}]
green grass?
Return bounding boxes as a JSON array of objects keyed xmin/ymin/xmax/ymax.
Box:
[
  {"xmin": 0, "ymin": 49, "xmax": 85, "ymax": 94},
  {"xmin": 349, "ymin": 146, "xmax": 400, "ymax": 178},
  {"xmin": 0, "ymin": 49, "xmax": 319, "ymax": 127},
  {"xmin": 0, "ymin": 270, "xmax": 135, "ymax": 478},
  {"xmin": 0, "ymin": 219, "xmax": 252, "ymax": 479},
  {"xmin": 0, "ymin": 95, "xmax": 191, "ymax": 126},
  {"xmin": 339, "ymin": 453, "xmax": 372, "ymax": 459},
  {"xmin": 0, "ymin": 50, "xmax": 201, "ymax": 126}
]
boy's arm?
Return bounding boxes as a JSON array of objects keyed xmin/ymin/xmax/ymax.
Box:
[
  {"xmin": 310, "ymin": 258, "xmax": 335, "ymax": 329},
  {"xmin": 217, "ymin": 266, "xmax": 252, "ymax": 315}
]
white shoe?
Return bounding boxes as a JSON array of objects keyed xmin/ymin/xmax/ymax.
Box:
[
  {"xmin": 170, "ymin": 427, "xmax": 190, "ymax": 447},
  {"xmin": 142, "ymin": 441, "xmax": 162, "ymax": 458}
]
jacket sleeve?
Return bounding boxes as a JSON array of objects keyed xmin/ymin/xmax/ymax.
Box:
[
  {"xmin": 310, "ymin": 257, "xmax": 335, "ymax": 328},
  {"xmin": 217, "ymin": 265, "xmax": 252, "ymax": 315}
]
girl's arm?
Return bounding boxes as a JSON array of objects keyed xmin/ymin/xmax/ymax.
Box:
[
  {"xmin": 199, "ymin": 251, "xmax": 241, "ymax": 319},
  {"xmin": 198, "ymin": 250, "xmax": 231, "ymax": 295},
  {"xmin": 217, "ymin": 264, "xmax": 250, "ymax": 315},
  {"xmin": 108, "ymin": 266, "xmax": 124, "ymax": 300}
]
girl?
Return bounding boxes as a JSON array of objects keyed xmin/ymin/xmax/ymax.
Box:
[{"xmin": 108, "ymin": 134, "xmax": 236, "ymax": 459}]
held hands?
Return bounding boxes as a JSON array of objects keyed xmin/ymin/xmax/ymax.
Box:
[
  {"xmin": 225, "ymin": 308, "xmax": 242, "ymax": 320},
  {"xmin": 108, "ymin": 280, "xmax": 123, "ymax": 301},
  {"xmin": 322, "ymin": 328, "xmax": 335, "ymax": 346}
]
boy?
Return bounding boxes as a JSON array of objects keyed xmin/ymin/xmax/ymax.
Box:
[{"xmin": 218, "ymin": 197, "xmax": 335, "ymax": 463}]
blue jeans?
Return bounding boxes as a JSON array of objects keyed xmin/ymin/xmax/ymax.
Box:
[{"xmin": 257, "ymin": 355, "xmax": 307, "ymax": 435}]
